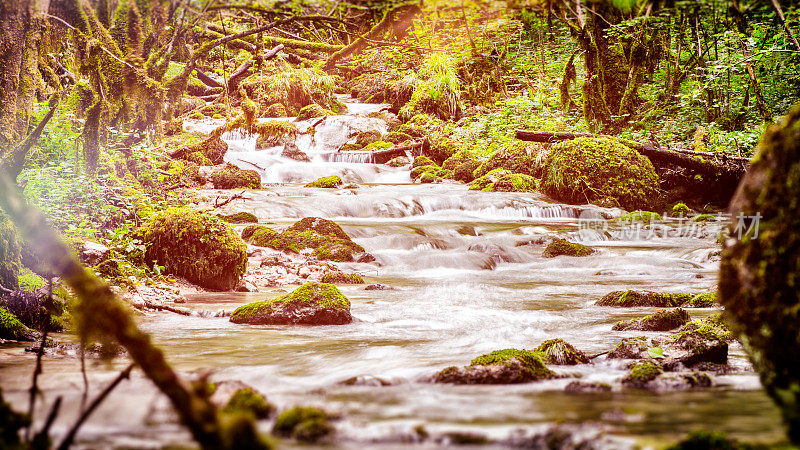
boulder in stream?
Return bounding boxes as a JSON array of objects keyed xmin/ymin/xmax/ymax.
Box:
[
  {"xmin": 281, "ymin": 142, "xmax": 311, "ymax": 162},
  {"xmin": 469, "ymin": 169, "xmax": 536, "ymax": 192},
  {"xmin": 208, "ymin": 163, "xmax": 261, "ymax": 189},
  {"xmin": 218, "ymin": 212, "xmax": 258, "ymax": 224},
  {"xmin": 434, "ymin": 349, "xmax": 555, "ymax": 384},
  {"xmin": 229, "ymin": 282, "xmax": 352, "ymax": 325},
  {"xmin": 542, "ymin": 238, "xmax": 594, "ymax": 258},
  {"xmin": 305, "ymin": 176, "xmax": 343, "ymax": 188},
  {"xmin": 598, "ymin": 290, "xmax": 717, "ymax": 308},
  {"xmin": 273, "ymin": 406, "xmax": 334, "ymax": 442},
  {"xmin": 242, "ymin": 218, "xmax": 369, "ymax": 263},
  {"xmin": 662, "ymin": 314, "xmax": 731, "ymax": 368},
  {"xmin": 612, "ymin": 308, "xmax": 690, "ymax": 332},
  {"xmin": 535, "ymin": 339, "xmax": 590, "ymax": 365},
  {"xmin": 540, "ymin": 136, "xmax": 659, "ymax": 210},
  {"xmin": 139, "ymin": 208, "xmax": 248, "ymax": 291}
]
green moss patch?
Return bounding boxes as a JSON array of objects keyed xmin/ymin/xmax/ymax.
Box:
[
  {"xmin": 230, "ymin": 282, "xmax": 352, "ymax": 325},
  {"xmin": 222, "ymin": 387, "xmax": 275, "ymax": 419},
  {"xmin": 139, "ymin": 208, "xmax": 248, "ymax": 291},
  {"xmin": 320, "ymin": 271, "xmax": 364, "ymax": 284},
  {"xmin": 218, "ymin": 212, "xmax": 258, "ymax": 224},
  {"xmin": 597, "ymin": 290, "xmax": 715, "ymax": 308},
  {"xmin": 534, "ymin": 339, "xmax": 589, "ymax": 365},
  {"xmin": 0, "ymin": 307, "xmax": 30, "ymax": 340},
  {"xmin": 209, "ymin": 164, "xmax": 261, "ymax": 190},
  {"xmin": 470, "ymin": 349, "xmax": 554, "ymax": 379},
  {"xmin": 622, "ymin": 360, "xmax": 663, "ymax": 388}
]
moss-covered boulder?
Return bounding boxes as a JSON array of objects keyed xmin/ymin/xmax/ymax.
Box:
[
  {"xmin": 176, "ymin": 136, "xmax": 229, "ymax": 166},
  {"xmin": 230, "ymin": 283, "xmax": 352, "ymax": 325},
  {"xmin": 273, "ymin": 407, "xmax": 333, "ymax": 442},
  {"xmin": 621, "ymin": 360, "xmax": 663, "ymax": 388},
  {"xmin": 597, "ymin": 290, "xmax": 715, "ymax": 308},
  {"xmin": 442, "ymin": 151, "xmax": 480, "ymax": 182},
  {"xmin": 412, "ymin": 155, "xmax": 435, "ymax": 169},
  {"xmin": 0, "ymin": 210, "xmax": 22, "ymax": 291},
  {"xmin": 613, "ymin": 210, "xmax": 663, "ymax": 222},
  {"xmin": 305, "ymin": 176, "xmax": 342, "ymax": 188},
  {"xmin": 542, "ymin": 239, "xmax": 593, "ymax": 258},
  {"xmin": 139, "ymin": 208, "xmax": 248, "ymax": 291},
  {"xmin": 472, "ymin": 143, "xmax": 536, "ymax": 178},
  {"xmin": 221, "ymin": 387, "xmax": 275, "ymax": 419},
  {"xmin": 386, "ymin": 156, "xmax": 410, "ymax": 167},
  {"xmin": 607, "ymin": 336, "xmax": 656, "ymax": 359},
  {"xmin": 243, "ymin": 218, "xmax": 368, "ymax": 262},
  {"xmin": 209, "ymin": 163, "xmax": 261, "ymax": 189},
  {"xmin": 434, "ymin": 349, "xmax": 555, "ymax": 384},
  {"xmin": 541, "ymin": 137, "xmax": 659, "ymax": 210},
  {"xmin": 296, "ymin": 104, "xmax": 329, "ymax": 120},
  {"xmin": 534, "ymin": 339, "xmax": 589, "ymax": 365},
  {"xmin": 666, "ymin": 431, "xmax": 749, "ymax": 450},
  {"xmin": 264, "ymin": 103, "xmax": 287, "ymax": 118},
  {"xmin": 355, "ymin": 130, "xmax": 382, "ymax": 147},
  {"xmin": 0, "ymin": 307, "xmax": 30, "ymax": 340},
  {"xmin": 671, "ymin": 202, "xmax": 691, "ymax": 215},
  {"xmin": 612, "ymin": 308, "xmax": 690, "ymax": 331},
  {"xmin": 254, "ymin": 121, "xmax": 298, "ymax": 148},
  {"xmin": 320, "ymin": 271, "xmax": 364, "ymax": 284},
  {"xmin": 663, "ymin": 314, "xmax": 730, "ymax": 368},
  {"xmin": 384, "ymin": 131, "xmax": 413, "ymax": 145},
  {"xmin": 218, "ymin": 212, "xmax": 258, "ymax": 224}
]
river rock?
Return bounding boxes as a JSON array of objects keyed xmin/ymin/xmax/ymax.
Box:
[
  {"xmin": 535, "ymin": 339, "xmax": 589, "ymax": 365},
  {"xmin": 662, "ymin": 314, "xmax": 730, "ymax": 368},
  {"xmin": 607, "ymin": 336, "xmax": 659, "ymax": 359},
  {"xmin": 433, "ymin": 349, "xmax": 554, "ymax": 385},
  {"xmin": 612, "ymin": 308, "xmax": 690, "ymax": 331},
  {"xmin": 282, "ymin": 142, "xmax": 311, "ymax": 162},
  {"xmin": 598, "ymin": 290, "xmax": 717, "ymax": 307},
  {"xmin": 208, "ymin": 163, "xmax": 261, "ymax": 189},
  {"xmin": 229, "ymin": 282, "xmax": 352, "ymax": 325},
  {"xmin": 80, "ymin": 241, "xmax": 110, "ymax": 266},
  {"xmin": 564, "ymin": 381, "xmax": 612, "ymax": 393},
  {"xmin": 542, "ymin": 238, "xmax": 593, "ymax": 258}
]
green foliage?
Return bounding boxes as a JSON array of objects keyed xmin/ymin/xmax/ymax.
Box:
[
  {"xmin": 0, "ymin": 307, "xmax": 30, "ymax": 340},
  {"xmin": 0, "ymin": 209, "xmax": 22, "ymax": 290}
]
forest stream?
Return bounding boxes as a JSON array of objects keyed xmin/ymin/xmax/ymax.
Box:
[{"xmin": 0, "ymin": 98, "xmax": 785, "ymax": 449}]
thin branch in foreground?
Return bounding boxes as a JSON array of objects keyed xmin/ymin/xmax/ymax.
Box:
[
  {"xmin": 25, "ymin": 278, "xmax": 52, "ymax": 442},
  {"xmin": 56, "ymin": 363, "xmax": 136, "ymax": 450}
]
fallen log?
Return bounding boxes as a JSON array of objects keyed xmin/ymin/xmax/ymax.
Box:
[{"xmin": 514, "ymin": 130, "xmax": 749, "ymax": 178}]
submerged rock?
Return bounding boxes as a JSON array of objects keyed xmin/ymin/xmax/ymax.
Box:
[
  {"xmin": 305, "ymin": 176, "xmax": 343, "ymax": 188},
  {"xmin": 139, "ymin": 208, "xmax": 248, "ymax": 291},
  {"xmin": 540, "ymin": 136, "xmax": 659, "ymax": 210},
  {"xmin": 623, "ymin": 360, "xmax": 712, "ymax": 391},
  {"xmin": 542, "ymin": 239, "xmax": 593, "ymax": 258},
  {"xmin": 612, "ymin": 308, "xmax": 690, "ymax": 332},
  {"xmin": 535, "ymin": 339, "xmax": 589, "ymax": 365},
  {"xmin": 564, "ymin": 381, "xmax": 612, "ymax": 393},
  {"xmin": 320, "ymin": 270, "xmax": 364, "ymax": 284},
  {"xmin": 434, "ymin": 349, "xmax": 555, "ymax": 384},
  {"xmin": 597, "ymin": 290, "xmax": 717, "ymax": 308},
  {"xmin": 273, "ymin": 407, "xmax": 333, "ymax": 442},
  {"xmin": 229, "ymin": 282, "xmax": 352, "ymax": 325}
]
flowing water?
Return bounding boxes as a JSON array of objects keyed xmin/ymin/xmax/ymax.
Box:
[{"xmin": 0, "ymin": 98, "xmax": 784, "ymax": 448}]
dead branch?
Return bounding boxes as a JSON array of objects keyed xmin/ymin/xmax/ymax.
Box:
[{"xmin": 214, "ymin": 191, "xmax": 246, "ymax": 208}]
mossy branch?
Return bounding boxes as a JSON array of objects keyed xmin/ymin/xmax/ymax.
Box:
[{"xmin": 0, "ymin": 171, "xmax": 268, "ymax": 450}]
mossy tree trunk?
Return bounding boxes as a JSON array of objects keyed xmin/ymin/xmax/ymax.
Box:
[
  {"xmin": 719, "ymin": 103, "xmax": 800, "ymax": 444},
  {"xmin": 0, "ymin": 0, "xmax": 32, "ymax": 152}
]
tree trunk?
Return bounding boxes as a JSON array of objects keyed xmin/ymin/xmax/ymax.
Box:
[{"xmin": 0, "ymin": 0, "xmax": 32, "ymax": 152}]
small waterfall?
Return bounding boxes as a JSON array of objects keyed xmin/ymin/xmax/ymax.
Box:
[{"xmin": 319, "ymin": 152, "xmax": 375, "ymax": 164}]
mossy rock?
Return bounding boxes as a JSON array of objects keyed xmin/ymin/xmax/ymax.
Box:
[
  {"xmin": 428, "ymin": 137, "xmax": 460, "ymax": 163},
  {"xmin": 340, "ymin": 143, "xmax": 363, "ymax": 152},
  {"xmin": 434, "ymin": 349, "xmax": 554, "ymax": 385},
  {"xmin": 384, "ymin": 131, "xmax": 412, "ymax": 145},
  {"xmin": 273, "ymin": 407, "xmax": 333, "ymax": 442},
  {"xmin": 245, "ymin": 218, "xmax": 366, "ymax": 262},
  {"xmin": 187, "ymin": 151, "xmax": 213, "ymax": 166},
  {"xmin": 541, "ymin": 137, "xmax": 659, "ymax": 210},
  {"xmin": 0, "ymin": 209, "xmax": 22, "ymax": 291},
  {"xmin": 209, "ymin": 164, "xmax": 261, "ymax": 189},
  {"xmin": 418, "ymin": 171, "xmax": 437, "ymax": 184},
  {"xmin": 254, "ymin": 121, "xmax": 298, "ymax": 148},
  {"xmin": 312, "ymin": 243, "xmax": 363, "ymax": 262},
  {"xmin": 218, "ymin": 212, "xmax": 258, "ymax": 224},
  {"xmin": 178, "ymin": 136, "xmax": 228, "ymax": 166},
  {"xmin": 672, "ymin": 202, "xmax": 691, "ymax": 215},
  {"xmin": 355, "ymin": 130, "xmax": 382, "ymax": 147},
  {"xmin": 386, "ymin": 156, "xmax": 410, "ymax": 167},
  {"xmin": 472, "ymin": 143, "xmax": 536, "ymax": 178},
  {"xmin": 622, "ymin": 360, "xmax": 663, "ymax": 388},
  {"xmin": 281, "ymin": 142, "xmax": 310, "ymax": 162},
  {"xmin": 264, "ymin": 103, "xmax": 287, "ymax": 118},
  {"xmin": 534, "ymin": 339, "xmax": 589, "ymax": 365},
  {"xmin": 491, "ymin": 173, "xmax": 537, "ymax": 192},
  {"xmin": 691, "ymin": 214, "xmax": 716, "ymax": 223},
  {"xmin": 364, "ymin": 140, "xmax": 392, "ymax": 151},
  {"xmin": 411, "ymin": 164, "xmax": 441, "ymax": 180},
  {"xmin": 296, "ymin": 104, "xmax": 330, "ymax": 121},
  {"xmin": 412, "ymin": 155, "xmax": 435, "ymax": 169},
  {"xmin": 320, "ymin": 271, "xmax": 364, "ymax": 284},
  {"xmin": 542, "ymin": 239, "xmax": 593, "ymax": 258},
  {"xmin": 613, "ymin": 210, "xmax": 663, "ymax": 222},
  {"xmin": 665, "ymin": 314, "xmax": 730, "ymax": 367},
  {"xmin": 0, "ymin": 307, "xmax": 30, "ymax": 340},
  {"xmin": 686, "ymin": 292, "xmax": 718, "ymax": 308},
  {"xmin": 666, "ymin": 430, "xmax": 753, "ymax": 450},
  {"xmin": 305, "ymin": 176, "xmax": 342, "ymax": 188},
  {"xmin": 139, "ymin": 208, "xmax": 248, "ymax": 291},
  {"xmin": 612, "ymin": 308, "xmax": 690, "ymax": 331},
  {"xmin": 468, "ymin": 168, "xmax": 512, "ymax": 191},
  {"xmin": 230, "ymin": 282, "xmax": 351, "ymax": 325},
  {"xmin": 608, "ymin": 336, "xmax": 656, "ymax": 359},
  {"xmin": 222, "ymin": 387, "xmax": 275, "ymax": 419},
  {"xmin": 598, "ymin": 290, "xmax": 695, "ymax": 307}
]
